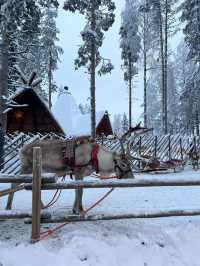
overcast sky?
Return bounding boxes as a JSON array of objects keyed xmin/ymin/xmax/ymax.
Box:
[
  {"xmin": 55, "ymin": 0, "xmax": 182, "ymax": 124},
  {"xmin": 55, "ymin": 0, "xmax": 144, "ymax": 124}
]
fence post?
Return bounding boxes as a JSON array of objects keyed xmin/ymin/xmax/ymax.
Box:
[
  {"xmin": 139, "ymin": 136, "xmax": 142, "ymax": 156},
  {"xmin": 138, "ymin": 136, "xmax": 142, "ymax": 169},
  {"xmin": 154, "ymin": 136, "xmax": 158, "ymax": 158},
  {"xmin": 168, "ymin": 135, "xmax": 171, "ymax": 160},
  {"xmin": 180, "ymin": 138, "xmax": 183, "ymax": 161},
  {"xmin": 194, "ymin": 136, "xmax": 197, "ymax": 153},
  {"xmin": 31, "ymin": 147, "xmax": 42, "ymax": 243}
]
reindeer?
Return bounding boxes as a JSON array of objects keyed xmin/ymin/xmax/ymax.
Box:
[{"xmin": 20, "ymin": 137, "xmax": 133, "ymax": 214}]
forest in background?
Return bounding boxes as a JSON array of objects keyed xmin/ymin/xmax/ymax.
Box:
[{"xmin": 0, "ymin": 0, "xmax": 199, "ymax": 137}]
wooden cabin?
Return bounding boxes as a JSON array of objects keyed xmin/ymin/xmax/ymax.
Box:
[
  {"xmin": 96, "ymin": 111, "xmax": 113, "ymax": 136},
  {"xmin": 7, "ymin": 89, "xmax": 64, "ymax": 134}
]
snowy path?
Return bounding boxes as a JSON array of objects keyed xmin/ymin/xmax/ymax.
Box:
[{"xmin": 1, "ymin": 168, "xmax": 200, "ymax": 266}]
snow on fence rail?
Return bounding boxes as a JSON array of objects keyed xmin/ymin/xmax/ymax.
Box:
[
  {"xmin": 0, "ymin": 173, "xmax": 57, "ymax": 184},
  {"xmin": 0, "ymin": 174, "xmax": 57, "ymax": 199},
  {"xmin": 0, "ymin": 210, "xmax": 51, "ymax": 220}
]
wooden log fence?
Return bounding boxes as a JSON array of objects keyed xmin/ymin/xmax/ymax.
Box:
[
  {"xmin": 0, "ymin": 184, "xmax": 25, "ymax": 198},
  {"xmin": 29, "ymin": 209, "xmax": 200, "ymax": 224},
  {"xmin": 25, "ymin": 178, "xmax": 200, "ymax": 191},
  {"xmin": 0, "ymin": 173, "xmax": 57, "ymax": 184},
  {"xmin": 0, "ymin": 210, "xmax": 51, "ymax": 220},
  {"xmin": 3, "ymin": 144, "xmax": 200, "ymax": 242}
]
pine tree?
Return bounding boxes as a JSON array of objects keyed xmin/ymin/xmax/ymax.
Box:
[
  {"xmin": 120, "ymin": 0, "xmax": 141, "ymax": 130},
  {"xmin": 64, "ymin": 0, "xmax": 115, "ymax": 138},
  {"xmin": 180, "ymin": 0, "xmax": 200, "ymax": 135},
  {"xmin": 113, "ymin": 114, "xmax": 122, "ymax": 136},
  {"xmin": 138, "ymin": 0, "xmax": 156, "ymax": 127},
  {"xmin": 122, "ymin": 112, "xmax": 129, "ymax": 134},
  {"xmin": 148, "ymin": 0, "xmax": 177, "ymax": 134},
  {"xmin": 180, "ymin": 0, "xmax": 200, "ymax": 63},
  {"xmin": 0, "ymin": 0, "xmax": 59, "ymax": 165},
  {"xmin": 38, "ymin": 4, "xmax": 63, "ymax": 108}
]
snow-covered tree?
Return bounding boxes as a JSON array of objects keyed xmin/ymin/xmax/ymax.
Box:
[
  {"xmin": 0, "ymin": 0, "xmax": 59, "ymax": 164},
  {"xmin": 42, "ymin": 5, "xmax": 63, "ymax": 109},
  {"xmin": 79, "ymin": 103, "xmax": 91, "ymax": 114},
  {"xmin": 167, "ymin": 62, "xmax": 179, "ymax": 134},
  {"xmin": 148, "ymin": 0, "xmax": 177, "ymax": 134},
  {"xmin": 113, "ymin": 114, "xmax": 122, "ymax": 136},
  {"xmin": 120, "ymin": 0, "xmax": 141, "ymax": 130},
  {"xmin": 122, "ymin": 112, "xmax": 129, "ymax": 134},
  {"xmin": 138, "ymin": 0, "xmax": 158, "ymax": 127},
  {"xmin": 174, "ymin": 41, "xmax": 199, "ymax": 135},
  {"xmin": 64, "ymin": 0, "xmax": 115, "ymax": 138},
  {"xmin": 180, "ymin": 0, "xmax": 200, "ymax": 63},
  {"xmin": 12, "ymin": 3, "xmax": 63, "ymax": 106},
  {"xmin": 146, "ymin": 57, "xmax": 162, "ymax": 134},
  {"xmin": 180, "ymin": 0, "xmax": 200, "ymax": 134}
]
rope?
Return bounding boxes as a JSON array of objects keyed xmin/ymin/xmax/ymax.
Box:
[
  {"xmin": 42, "ymin": 190, "xmax": 62, "ymax": 210},
  {"xmin": 33, "ymin": 187, "xmax": 115, "ymax": 242},
  {"xmin": 84, "ymin": 188, "xmax": 115, "ymax": 213}
]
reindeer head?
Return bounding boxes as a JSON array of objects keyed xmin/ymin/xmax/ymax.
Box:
[{"xmin": 113, "ymin": 135, "xmax": 134, "ymax": 179}]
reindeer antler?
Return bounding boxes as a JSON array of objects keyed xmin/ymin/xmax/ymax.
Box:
[{"xmin": 114, "ymin": 134, "xmax": 126, "ymax": 155}]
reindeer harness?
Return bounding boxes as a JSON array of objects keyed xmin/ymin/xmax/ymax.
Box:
[{"xmin": 62, "ymin": 138, "xmax": 100, "ymax": 173}]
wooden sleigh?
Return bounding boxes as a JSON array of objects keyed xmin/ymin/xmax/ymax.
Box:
[{"xmin": 133, "ymin": 154, "xmax": 185, "ymax": 173}]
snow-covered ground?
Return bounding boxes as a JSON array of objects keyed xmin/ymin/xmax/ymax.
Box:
[{"xmin": 1, "ymin": 168, "xmax": 200, "ymax": 266}]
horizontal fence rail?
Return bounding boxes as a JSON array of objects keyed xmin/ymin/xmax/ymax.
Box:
[
  {"xmin": 0, "ymin": 210, "xmax": 51, "ymax": 220},
  {"xmin": 0, "ymin": 174, "xmax": 57, "ymax": 184},
  {"xmin": 29, "ymin": 209, "xmax": 200, "ymax": 224},
  {"xmin": 25, "ymin": 178, "xmax": 200, "ymax": 191}
]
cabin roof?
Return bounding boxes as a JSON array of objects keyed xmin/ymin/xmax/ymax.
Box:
[{"xmin": 7, "ymin": 88, "xmax": 65, "ymax": 134}]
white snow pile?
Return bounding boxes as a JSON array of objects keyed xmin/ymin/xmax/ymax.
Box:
[
  {"xmin": 1, "ymin": 218, "xmax": 200, "ymax": 266},
  {"xmin": 52, "ymin": 92, "xmax": 105, "ymax": 136},
  {"xmin": 52, "ymin": 92, "xmax": 80, "ymax": 135}
]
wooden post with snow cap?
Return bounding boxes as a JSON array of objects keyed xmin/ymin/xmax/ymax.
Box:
[{"xmin": 31, "ymin": 147, "xmax": 42, "ymax": 243}]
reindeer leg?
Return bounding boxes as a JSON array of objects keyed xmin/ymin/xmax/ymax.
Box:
[{"xmin": 73, "ymin": 172, "xmax": 84, "ymax": 215}]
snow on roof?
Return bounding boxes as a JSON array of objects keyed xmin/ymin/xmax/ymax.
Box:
[
  {"xmin": 52, "ymin": 92, "xmax": 105, "ymax": 136},
  {"xmin": 9, "ymin": 88, "xmax": 65, "ymax": 134},
  {"xmin": 52, "ymin": 92, "xmax": 80, "ymax": 135},
  {"xmin": 72, "ymin": 111, "xmax": 105, "ymax": 136}
]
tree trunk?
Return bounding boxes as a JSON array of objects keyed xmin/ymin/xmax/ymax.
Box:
[
  {"xmin": 157, "ymin": 1, "xmax": 165, "ymax": 134},
  {"xmin": 48, "ymin": 50, "xmax": 52, "ymax": 110},
  {"xmin": 196, "ymin": 109, "xmax": 199, "ymax": 136},
  {"xmin": 90, "ymin": 0, "xmax": 96, "ymax": 139},
  {"xmin": 143, "ymin": 12, "xmax": 147, "ymax": 128},
  {"xmin": 0, "ymin": 31, "xmax": 9, "ymax": 169},
  {"xmin": 128, "ymin": 52, "xmax": 132, "ymax": 130},
  {"xmin": 164, "ymin": 0, "xmax": 168, "ymax": 134}
]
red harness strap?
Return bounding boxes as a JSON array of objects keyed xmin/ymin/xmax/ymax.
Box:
[
  {"xmin": 63, "ymin": 142, "xmax": 100, "ymax": 173},
  {"xmin": 91, "ymin": 144, "xmax": 100, "ymax": 173}
]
